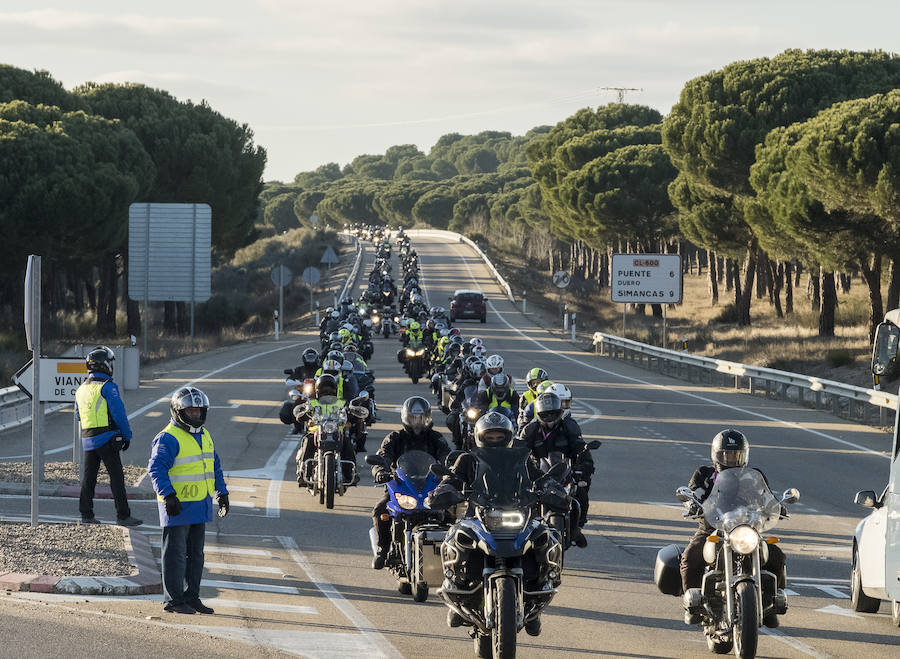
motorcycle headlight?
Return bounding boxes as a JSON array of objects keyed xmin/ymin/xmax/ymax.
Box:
[
  {"xmin": 303, "ymin": 383, "xmax": 314, "ymax": 395},
  {"xmin": 393, "ymin": 316, "xmax": 400, "ymax": 322},
  {"xmin": 372, "ymin": 315, "xmax": 380, "ymax": 323},
  {"xmin": 322, "ymin": 420, "xmax": 338, "ymax": 434},
  {"xmin": 729, "ymin": 525, "xmax": 759, "ymax": 555},
  {"xmin": 415, "ymin": 349, "xmax": 425, "ymax": 356},
  {"xmin": 873, "ymin": 362, "xmax": 886, "ymax": 375},
  {"xmin": 395, "ymin": 493, "xmax": 419, "ymax": 510},
  {"xmin": 406, "ymin": 349, "xmax": 416, "ymax": 357},
  {"xmin": 466, "ymin": 408, "xmax": 479, "ymax": 420},
  {"xmin": 482, "ymin": 509, "xmax": 526, "ymax": 532}
]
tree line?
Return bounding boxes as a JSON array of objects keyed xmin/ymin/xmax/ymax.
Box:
[
  {"xmin": 0, "ymin": 64, "xmax": 267, "ymax": 339},
  {"xmin": 265, "ymin": 48, "xmax": 900, "ymax": 340}
]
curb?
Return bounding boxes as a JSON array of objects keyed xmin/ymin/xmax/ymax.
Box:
[
  {"xmin": 0, "ymin": 477, "xmax": 156, "ymax": 500},
  {"xmin": 0, "ymin": 526, "xmax": 161, "ymax": 595}
]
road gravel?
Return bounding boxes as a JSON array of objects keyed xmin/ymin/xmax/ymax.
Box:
[
  {"xmin": 0, "ymin": 521, "xmax": 130, "ymax": 576},
  {"xmin": 0, "ymin": 461, "xmax": 146, "ymax": 486}
]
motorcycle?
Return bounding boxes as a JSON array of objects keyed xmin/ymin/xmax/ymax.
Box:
[
  {"xmin": 427, "ymin": 446, "xmax": 568, "ymax": 659},
  {"xmin": 536, "ymin": 441, "xmax": 601, "ymax": 555},
  {"xmin": 655, "ymin": 467, "xmax": 799, "ymax": 658},
  {"xmin": 279, "ymin": 372, "xmax": 315, "ymax": 432},
  {"xmin": 365, "ymin": 451, "xmax": 450, "ymax": 602},
  {"xmin": 298, "ymin": 397, "xmax": 368, "ymax": 509}
]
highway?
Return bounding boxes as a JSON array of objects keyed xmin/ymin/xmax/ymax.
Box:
[{"xmin": 0, "ymin": 233, "xmax": 897, "ymax": 658}]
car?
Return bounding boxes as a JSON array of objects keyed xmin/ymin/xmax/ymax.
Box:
[
  {"xmin": 851, "ymin": 480, "xmax": 900, "ymax": 625},
  {"xmin": 449, "ymin": 289, "xmax": 486, "ymax": 323}
]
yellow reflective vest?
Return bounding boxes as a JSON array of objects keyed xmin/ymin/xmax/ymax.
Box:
[
  {"xmin": 75, "ymin": 381, "xmax": 112, "ymax": 437},
  {"xmin": 307, "ymin": 399, "xmax": 346, "ymax": 432},
  {"xmin": 157, "ymin": 424, "xmax": 216, "ymax": 502}
]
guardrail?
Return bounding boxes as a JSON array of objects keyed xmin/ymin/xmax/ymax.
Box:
[
  {"xmin": 0, "ymin": 385, "xmax": 68, "ymax": 434},
  {"xmin": 336, "ymin": 235, "xmax": 363, "ymax": 304},
  {"xmin": 592, "ymin": 332, "xmax": 898, "ymax": 426},
  {"xmin": 406, "ymin": 229, "xmax": 516, "ymax": 304}
]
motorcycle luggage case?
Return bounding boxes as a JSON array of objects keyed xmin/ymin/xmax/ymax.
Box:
[
  {"xmin": 414, "ymin": 526, "xmax": 448, "ymax": 586},
  {"xmin": 654, "ymin": 544, "xmax": 684, "ymax": 596}
]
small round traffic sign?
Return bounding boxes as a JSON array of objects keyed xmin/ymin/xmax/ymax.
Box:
[
  {"xmin": 270, "ymin": 265, "xmax": 293, "ymax": 287},
  {"xmin": 552, "ymin": 270, "xmax": 571, "ymax": 289},
  {"xmin": 302, "ymin": 266, "xmax": 321, "ymax": 286}
]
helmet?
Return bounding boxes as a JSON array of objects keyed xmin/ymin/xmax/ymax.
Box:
[
  {"xmin": 363, "ymin": 319, "xmax": 372, "ymax": 328},
  {"xmin": 471, "ymin": 345, "xmax": 486, "ymax": 359},
  {"xmin": 341, "ymin": 360, "xmax": 354, "ymax": 373},
  {"xmin": 490, "ymin": 373, "xmax": 511, "ymax": 400},
  {"xmin": 344, "ymin": 343, "xmax": 358, "ymax": 353},
  {"xmin": 535, "ymin": 392, "xmax": 563, "ymax": 429},
  {"xmin": 326, "ymin": 350, "xmax": 344, "ymax": 362},
  {"xmin": 400, "ymin": 396, "xmax": 432, "ymax": 435},
  {"xmin": 545, "ymin": 383, "xmax": 572, "ymax": 411},
  {"xmin": 331, "ymin": 311, "xmax": 340, "ymax": 319},
  {"xmin": 329, "ymin": 332, "xmax": 341, "ymax": 343},
  {"xmin": 329, "ymin": 341, "xmax": 344, "ymax": 352},
  {"xmin": 408, "ymin": 320, "xmax": 421, "ymax": 331},
  {"xmin": 426, "ymin": 319, "xmax": 436, "ymax": 331},
  {"xmin": 450, "ymin": 335, "xmax": 464, "ymax": 346},
  {"xmin": 474, "ymin": 411, "xmax": 514, "ymax": 448},
  {"xmin": 467, "ymin": 358, "xmax": 486, "ymax": 379},
  {"xmin": 485, "ymin": 354, "xmax": 504, "ymax": 375},
  {"xmin": 536, "ymin": 380, "xmax": 555, "ymax": 395},
  {"xmin": 469, "ymin": 338, "xmax": 483, "ymax": 347},
  {"xmin": 321, "ymin": 358, "xmax": 342, "ymax": 375},
  {"xmin": 711, "ymin": 429, "xmax": 749, "ymax": 471},
  {"xmin": 302, "ymin": 348, "xmax": 319, "ymax": 367},
  {"xmin": 325, "ymin": 306, "xmax": 334, "ymax": 314},
  {"xmin": 526, "ymin": 368, "xmax": 549, "ymax": 391},
  {"xmin": 170, "ymin": 386, "xmax": 210, "ymax": 433},
  {"xmin": 338, "ymin": 328, "xmax": 351, "ymax": 339},
  {"xmin": 315, "ymin": 373, "xmax": 338, "ymax": 398},
  {"xmin": 444, "ymin": 343, "xmax": 462, "ymax": 359},
  {"xmin": 85, "ymin": 345, "xmax": 115, "ymax": 376},
  {"xmin": 438, "ymin": 329, "xmax": 450, "ymax": 337},
  {"xmin": 449, "ymin": 328, "xmax": 461, "ymax": 337}
]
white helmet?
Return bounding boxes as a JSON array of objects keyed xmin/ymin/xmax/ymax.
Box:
[
  {"xmin": 485, "ymin": 354, "xmax": 504, "ymax": 375},
  {"xmin": 471, "ymin": 345, "xmax": 487, "ymax": 359},
  {"xmin": 469, "ymin": 338, "xmax": 483, "ymax": 347},
  {"xmin": 546, "ymin": 383, "xmax": 572, "ymax": 416}
]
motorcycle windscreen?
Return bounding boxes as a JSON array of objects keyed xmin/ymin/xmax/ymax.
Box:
[
  {"xmin": 396, "ymin": 450, "xmax": 437, "ymax": 493},
  {"xmin": 701, "ymin": 467, "xmax": 782, "ymax": 533},
  {"xmin": 469, "ymin": 446, "xmax": 537, "ymax": 509}
]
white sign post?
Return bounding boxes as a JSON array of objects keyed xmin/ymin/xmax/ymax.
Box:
[
  {"xmin": 24, "ymin": 255, "xmax": 41, "ymax": 526},
  {"xmin": 611, "ymin": 253, "xmax": 683, "ymax": 346},
  {"xmin": 270, "ymin": 265, "xmax": 293, "ymax": 341}
]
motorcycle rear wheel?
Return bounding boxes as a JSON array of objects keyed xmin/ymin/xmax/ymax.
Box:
[
  {"xmin": 324, "ymin": 453, "xmax": 336, "ymax": 509},
  {"xmin": 492, "ymin": 576, "xmax": 517, "ymax": 659},
  {"xmin": 733, "ymin": 580, "xmax": 759, "ymax": 658}
]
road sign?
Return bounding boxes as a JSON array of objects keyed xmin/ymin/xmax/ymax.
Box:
[
  {"xmin": 611, "ymin": 253, "xmax": 683, "ymax": 303},
  {"xmin": 14, "ymin": 358, "xmax": 89, "ymax": 402},
  {"xmin": 271, "ymin": 265, "xmax": 293, "ymax": 287},
  {"xmin": 302, "ymin": 266, "xmax": 321, "ymax": 286},
  {"xmin": 552, "ymin": 271, "xmax": 571, "ymax": 289},
  {"xmin": 309, "ymin": 214, "xmax": 319, "ymax": 226},
  {"xmin": 320, "ymin": 246, "xmax": 339, "ymax": 265}
]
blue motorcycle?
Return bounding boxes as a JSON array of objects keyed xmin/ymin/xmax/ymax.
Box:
[{"xmin": 366, "ymin": 450, "xmax": 451, "ymax": 602}]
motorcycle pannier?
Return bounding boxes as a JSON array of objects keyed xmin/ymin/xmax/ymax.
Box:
[{"xmin": 654, "ymin": 544, "xmax": 684, "ymax": 596}]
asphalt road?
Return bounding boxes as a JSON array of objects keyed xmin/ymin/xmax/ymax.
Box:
[{"xmin": 1, "ymin": 233, "xmax": 897, "ymax": 658}]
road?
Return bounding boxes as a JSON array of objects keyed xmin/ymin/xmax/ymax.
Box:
[{"xmin": 0, "ymin": 233, "xmax": 897, "ymax": 658}]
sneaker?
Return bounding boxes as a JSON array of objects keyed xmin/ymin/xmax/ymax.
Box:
[
  {"xmin": 524, "ymin": 617, "xmax": 542, "ymax": 637},
  {"xmin": 80, "ymin": 517, "xmax": 100, "ymax": 524},
  {"xmin": 447, "ymin": 610, "xmax": 464, "ymax": 628},
  {"xmin": 164, "ymin": 603, "xmax": 196, "ymax": 615},
  {"xmin": 116, "ymin": 516, "xmax": 143, "ymax": 527},
  {"xmin": 188, "ymin": 599, "xmax": 215, "ymax": 614}
]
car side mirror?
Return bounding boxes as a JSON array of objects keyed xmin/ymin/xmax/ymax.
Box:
[
  {"xmin": 365, "ymin": 454, "xmax": 386, "ymax": 467},
  {"xmin": 675, "ymin": 486, "xmax": 695, "ymax": 503},
  {"xmin": 781, "ymin": 488, "xmax": 800, "ymax": 505},
  {"xmin": 854, "ymin": 490, "xmax": 877, "ymax": 508}
]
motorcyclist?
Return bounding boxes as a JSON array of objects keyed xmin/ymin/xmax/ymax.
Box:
[
  {"xmin": 520, "ymin": 392, "xmax": 593, "ymax": 547},
  {"xmin": 294, "ymin": 374, "xmax": 358, "ymax": 486},
  {"xmin": 370, "ymin": 397, "xmax": 450, "ymax": 569},
  {"xmin": 446, "ymin": 359, "xmax": 487, "ymax": 449},
  {"xmin": 402, "ymin": 320, "xmax": 424, "ymax": 347},
  {"xmin": 518, "ymin": 380, "xmax": 556, "ymax": 427},
  {"xmin": 679, "ymin": 429, "xmax": 786, "ymax": 627},
  {"xmin": 478, "ymin": 354, "xmax": 505, "ymax": 392},
  {"xmin": 477, "ymin": 373, "xmax": 519, "ymax": 412},
  {"xmin": 519, "ymin": 368, "xmax": 549, "ymax": 411},
  {"xmin": 287, "ymin": 348, "xmax": 320, "ymax": 381}
]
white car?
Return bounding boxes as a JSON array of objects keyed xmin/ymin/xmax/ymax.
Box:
[{"xmin": 851, "ymin": 484, "xmax": 900, "ymax": 626}]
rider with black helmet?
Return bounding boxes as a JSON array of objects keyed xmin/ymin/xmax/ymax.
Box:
[
  {"xmin": 293, "ymin": 374, "xmax": 358, "ymax": 487},
  {"xmin": 520, "ymin": 392, "xmax": 594, "ymax": 547},
  {"xmin": 679, "ymin": 429, "xmax": 785, "ymax": 627},
  {"xmin": 290, "ymin": 348, "xmax": 320, "ymax": 380},
  {"xmin": 370, "ymin": 396, "xmax": 450, "ymax": 569}
]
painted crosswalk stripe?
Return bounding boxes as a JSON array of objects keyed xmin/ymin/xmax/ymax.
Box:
[
  {"xmin": 148, "ymin": 540, "xmax": 273, "ymax": 557},
  {"xmin": 204, "ymin": 562, "xmax": 284, "ymax": 574},
  {"xmin": 198, "ymin": 598, "xmax": 318, "ymax": 615},
  {"xmin": 201, "ymin": 579, "xmax": 300, "ymax": 595},
  {"xmin": 225, "ymin": 485, "xmax": 256, "ymax": 492},
  {"xmin": 811, "ymin": 585, "xmax": 849, "ymax": 599},
  {"xmin": 229, "ymin": 501, "xmax": 257, "ymax": 508}
]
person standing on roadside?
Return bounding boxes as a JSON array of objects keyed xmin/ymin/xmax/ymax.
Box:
[
  {"xmin": 148, "ymin": 387, "xmax": 229, "ymax": 615},
  {"xmin": 75, "ymin": 346, "xmax": 142, "ymax": 527}
]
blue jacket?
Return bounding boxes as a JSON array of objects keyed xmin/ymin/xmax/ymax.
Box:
[
  {"xmin": 75, "ymin": 373, "xmax": 132, "ymax": 451},
  {"xmin": 148, "ymin": 426, "xmax": 228, "ymax": 527}
]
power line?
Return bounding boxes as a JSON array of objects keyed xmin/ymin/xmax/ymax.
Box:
[{"xmin": 599, "ymin": 86, "xmax": 643, "ymax": 103}]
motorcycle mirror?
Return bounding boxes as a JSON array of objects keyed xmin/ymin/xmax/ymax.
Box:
[
  {"xmin": 781, "ymin": 488, "xmax": 800, "ymax": 505},
  {"xmin": 445, "ymin": 450, "xmax": 464, "ymax": 467},
  {"xmin": 430, "ymin": 463, "xmax": 452, "ymax": 477},
  {"xmin": 585, "ymin": 440, "xmax": 602, "ymax": 450},
  {"xmin": 283, "ymin": 369, "xmax": 293, "ymax": 375},
  {"xmin": 675, "ymin": 486, "xmax": 695, "ymax": 503},
  {"xmin": 365, "ymin": 454, "xmax": 386, "ymax": 467},
  {"xmin": 853, "ymin": 490, "xmax": 877, "ymax": 508},
  {"xmin": 348, "ymin": 405, "xmax": 369, "ymax": 419}
]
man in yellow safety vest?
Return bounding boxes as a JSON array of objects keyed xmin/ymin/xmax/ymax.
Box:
[{"xmin": 148, "ymin": 387, "xmax": 229, "ymax": 615}]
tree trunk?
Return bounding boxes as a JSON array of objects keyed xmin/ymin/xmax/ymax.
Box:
[
  {"xmin": 839, "ymin": 273, "xmax": 851, "ymax": 294},
  {"xmin": 755, "ymin": 256, "xmax": 766, "ymax": 299},
  {"xmin": 96, "ymin": 254, "xmax": 118, "ymax": 335},
  {"xmin": 737, "ymin": 244, "xmax": 757, "ymax": 327},
  {"xmin": 888, "ymin": 255, "xmax": 900, "ymax": 311},
  {"xmin": 818, "ymin": 269, "xmax": 836, "ymax": 337},
  {"xmin": 794, "ymin": 263, "xmax": 802, "ymax": 287},
  {"xmin": 809, "ymin": 273, "xmax": 820, "ymax": 311},
  {"xmin": 771, "ymin": 261, "xmax": 784, "ymax": 318},
  {"xmin": 860, "ymin": 253, "xmax": 883, "ymax": 343},
  {"xmin": 707, "ymin": 249, "xmax": 719, "ymax": 306},
  {"xmin": 784, "ymin": 262, "xmax": 794, "ymax": 314}
]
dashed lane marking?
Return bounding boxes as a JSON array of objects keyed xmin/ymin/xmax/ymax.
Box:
[{"xmin": 201, "ymin": 579, "xmax": 301, "ymax": 595}]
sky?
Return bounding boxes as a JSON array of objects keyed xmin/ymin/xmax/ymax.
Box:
[{"xmin": 1, "ymin": 1, "xmax": 899, "ymax": 183}]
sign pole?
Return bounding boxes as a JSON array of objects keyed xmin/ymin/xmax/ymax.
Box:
[
  {"xmin": 622, "ymin": 304, "xmax": 626, "ymax": 338},
  {"xmin": 143, "ymin": 203, "xmax": 150, "ymax": 357},
  {"xmin": 190, "ymin": 204, "xmax": 197, "ymax": 345},
  {"xmin": 663, "ymin": 303, "xmax": 668, "ymax": 349},
  {"xmin": 29, "ymin": 255, "xmax": 41, "ymax": 526},
  {"xmin": 279, "ymin": 270, "xmax": 284, "ymax": 340}
]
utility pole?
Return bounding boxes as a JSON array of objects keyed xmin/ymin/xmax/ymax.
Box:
[{"xmin": 599, "ymin": 86, "xmax": 644, "ymax": 103}]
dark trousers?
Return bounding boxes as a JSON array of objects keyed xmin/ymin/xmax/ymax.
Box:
[
  {"xmin": 680, "ymin": 529, "xmax": 787, "ymax": 592},
  {"xmin": 372, "ymin": 493, "xmax": 391, "ymax": 551},
  {"xmin": 79, "ymin": 440, "xmax": 130, "ymax": 520},
  {"xmin": 162, "ymin": 522, "xmax": 206, "ymax": 605}
]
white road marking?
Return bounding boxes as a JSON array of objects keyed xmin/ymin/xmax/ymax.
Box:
[
  {"xmin": 278, "ymin": 535, "xmax": 402, "ymax": 659},
  {"xmin": 228, "ymin": 501, "xmax": 257, "ymax": 508},
  {"xmin": 204, "ymin": 562, "xmax": 284, "ymax": 574},
  {"xmin": 225, "ymin": 437, "xmax": 299, "ymax": 518},
  {"xmin": 784, "ymin": 588, "xmax": 801, "ymax": 596},
  {"xmin": 202, "ymin": 579, "xmax": 300, "ymax": 595},
  {"xmin": 761, "ymin": 628, "xmax": 829, "ymax": 658},
  {"xmin": 198, "ymin": 598, "xmax": 318, "ymax": 615},
  {"xmin": 811, "ymin": 585, "xmax": 849, "ymax": 599},
  {"xmin": 815, "ymin": 604, "xmax": 862, "ymax": 618},
  {"xmin": 203, "ymin": 545, "xmax": 274, "ymax": 557},
  {"xmin": 453, "ymin": 244, "xmax": 890, "ymax": 462},
  {"xmin": 210, "ymin": 404, "xmax": 241, "ymax": 409},
  {"xmin": 226, "ymin": 485, "xmax": 257, "ymax": 493},
  {"xmin": 790, "ymin": 576, "xmax": 850, "ymax": 583},
  {"xmin": 640, "ymin": 501, "xmax": 683, "ymax": 509}
]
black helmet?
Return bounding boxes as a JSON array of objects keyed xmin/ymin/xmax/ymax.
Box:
[
  {"xmin": 86, "ymin": 345, "xmax": 115, "ymax": 376},
  {"xmin": 711, "ymin": 429, "xmax": 749, "ymax": 471},
  {"xmin": 170, "ymin": 386, "xmax": 210, "ymax": 433},
  {"xmin": 400, "ymin": 396, "xmax": 432, "ymax": 435},
  {"xmin": 315, "ymin": 373, "xmax": 338, "ymax": 398},
  {"xmin": 474, "ymin": 411, "xmax": 514, "ymax": 448},
  {"xmin": 535, "ymin": 392, "xmax": 563, "ymax": 429},
  {"xmin": 302, "ymin": 348, "xmax": 318, "ymax": 367}
]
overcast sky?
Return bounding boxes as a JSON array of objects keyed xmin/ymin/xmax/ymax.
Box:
[{"xmin": 1, "ymin": 1, "xmax": 898, "ymax": 182}]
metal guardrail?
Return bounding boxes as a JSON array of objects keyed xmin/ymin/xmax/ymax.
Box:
[
  {"xmin": 592, "ymin": 331, "xmax": 898, "ymax": 426},
  {"xmin": 406, "ymin": 229, "xmax": 516, "ymax": 304},
  {"xmin": 0, "ymin": 385, "xmax": 68, "ymax": 434},
  {"xmin": 337, "ymin": 235, "xmax": 362, "ymax": 304}
]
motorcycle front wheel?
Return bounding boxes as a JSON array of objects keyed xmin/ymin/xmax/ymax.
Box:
[
  {"xmin": 317, "ymin": 452, "xmax": 324, "ymax": 505},
  {"xmin": 733, "ymin": 580, "xmax": 759, "ymax": 659},
  {"xmin": 492, "ymin": 576, "xmax": 518, "ymax": 659},
  {"xmin": 324, "ymin": 452, "xmax": 336, "ymax": 509}
]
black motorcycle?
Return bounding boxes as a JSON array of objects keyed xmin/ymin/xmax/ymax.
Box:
[{"xmin": 537, "ymin": 441, "xmax": 601, "ymax": 554}]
